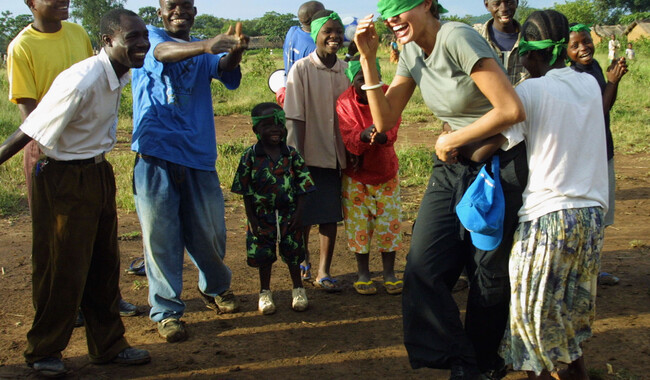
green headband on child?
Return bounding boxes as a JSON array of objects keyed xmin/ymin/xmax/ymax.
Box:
[
  {"xmin": 345, "ymin": 59, "xmax": 382, "ymax": 82},
  {"xmin": 569, "ymin": 24, "xmax": 592, "ymax": 33},
  {"xmin": 518, "ymin": 37, "xmax": 566, "ymax": 66},
  {"xmin": 251, "ymin": 109, "xmax": 286, "ymax": 128},
  {"xmin": 377, "ymin": 0, "xmax": 448, "ymax": 19},
  {"xmin": 310, "ymin": 12, "xmax": 343, "ymax": 43}
]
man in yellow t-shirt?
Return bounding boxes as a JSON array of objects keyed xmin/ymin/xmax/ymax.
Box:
[
  {"xmin": 6, "ymin": 0, "xmax": 138, "ymax": 319},
  {"xmin": 7, "ymin": 0, "xmax": 93, "ymax": 207}
]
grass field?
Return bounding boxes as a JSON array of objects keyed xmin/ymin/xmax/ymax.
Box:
[{"xmin": 0, "ymin": 47, "xmax": 648, "ymax": 216}]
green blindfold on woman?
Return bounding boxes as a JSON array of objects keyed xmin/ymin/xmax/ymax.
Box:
[
  {"xmin": 377, "ymin": 0, "xmax": 448, "ymax": 19},
  {"xmin": 310, "ymin": 12, "xmax": 343, "ymax": 43}
]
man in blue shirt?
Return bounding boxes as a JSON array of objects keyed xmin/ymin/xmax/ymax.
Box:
[
  {"xmin": 131, "ymin": 0, "xmax": 247, "ymax": 343},
  {"xmin": 276, "ymin": 1, "xmax": 324, "ymax": 106}
]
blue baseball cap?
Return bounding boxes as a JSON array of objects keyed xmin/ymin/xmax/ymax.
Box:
[{"xmin": 455, "ymin": 156, "xmax": 505, "ymax": 252}]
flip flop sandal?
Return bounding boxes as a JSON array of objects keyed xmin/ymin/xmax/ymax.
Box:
[
  {"xmin": 384, "ymin": 280, "xmax": 403, "ymax": 295},
  {"xmin": 300, "ymin": 263, "xmax": 312, "ymax": 281},
  {"xmin": 126, "ymin": 257, "xmax": 146, "ymax": 276},
  {"xmin": 353, "ymin": 280, "xmax": 378, "ymax": 295},
  {"xmin": 315, "ymin": 277, "xmax": 341, "ymax": 293}
]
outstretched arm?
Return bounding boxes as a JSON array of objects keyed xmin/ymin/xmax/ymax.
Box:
[
  {"xmin": 0, "ymin": 130, "xmax": 32, "ymax": 166},
  {"xmin": 458, "ymin": 133, "xmax": 507, "ymax": 163},
  {"xmin": 603, "ymin": 57, "xmax": 627, "ymax": 112},
  {"xmin": 154, "ymin": 22, "xmax": 246, "ymax": 63},
  {"xmin": 219, "ymin": 23, "xmax": 249, "ymax": 71},
  {"xmin": 355, "ymin": 15, "xmax": 415, "ymax": 133},
  {"xmin": 435, "ymin": 58, "xmax": 525, "ymax": 162}
]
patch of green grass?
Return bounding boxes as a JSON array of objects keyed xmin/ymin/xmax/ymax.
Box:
[
  {"xmin": 132, "ymin": 280, "xmax": 148, "ymax": 290},
  {"xmin": 118, "ymin": 230, "xmax": 141, "ymax": 241},
  {"xmin": 397, "ymin": 146, "xmax": 433, "ymax": 188}
]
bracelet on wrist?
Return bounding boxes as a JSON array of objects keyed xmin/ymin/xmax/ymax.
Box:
[{"xmin": 360, "ymin": 81, "xmax": 384, "ymax": 91}]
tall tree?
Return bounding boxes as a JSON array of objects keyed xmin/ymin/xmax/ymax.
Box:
[
  {"xmin": 191, "ymin": 14, "xmax": 227, "ymax": 39},
  {"xmin": 554, "ymin": 0, "xmax": 607, "ymax": 24},
  {"xmin": 71, "ymin": 0, "xmax": 125, "ymax": 47},
  {"xmin": 255, "ymin": 11, "xmax": 299, "ymax": 44},
  {"xmin": 515, "ymin": 0, "xmax": 539, "ymax": 23},
  {"xmin": 595, "ymin": 0, "xmax": 650, "ymax": 13},
  {"xmin": 0, "ymin": 11, "xmax": 33, "ymax": 54},
  {"xmin": 593, "ymin": 0, "xmax": 650, "ymax": 23},
  {"xmin": 138, "ymin": 6, "xmax": 162, "ymax": 28}
]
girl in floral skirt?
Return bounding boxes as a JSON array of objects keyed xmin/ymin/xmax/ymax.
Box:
[
  {"xmin": 470, "ymin": 10, "xmax": 609, "ymax": 379},
  {"xmin": 337, "ymin": 60, "xmax": 403, "ymax": 295}
]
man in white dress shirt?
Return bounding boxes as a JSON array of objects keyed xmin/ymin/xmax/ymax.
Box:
[{"xmin": 0, "ymin": 9, "xmax": 152, "ymax": 378}]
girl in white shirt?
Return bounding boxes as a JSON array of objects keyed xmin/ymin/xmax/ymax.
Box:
[{"xmin": 479, "ymin": 10, "xmax": 608, "ymax": 380}]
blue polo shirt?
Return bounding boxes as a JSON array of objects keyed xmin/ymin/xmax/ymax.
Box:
[
  {"xmin": 283, "ymin": 25, "xmax": 315, "ymax": 83},
  {"xmin": 131, "ymin": 25, "xmax": 242, "ymax": 171}
]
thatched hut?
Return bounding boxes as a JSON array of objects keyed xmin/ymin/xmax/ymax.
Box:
[
  {"xmin": 626, "ymin": 21, "xmax": 650, "ymax": 41},
  {"xmin": 590, "ymin": 24, "xmax": 627, "ymax": 44}
]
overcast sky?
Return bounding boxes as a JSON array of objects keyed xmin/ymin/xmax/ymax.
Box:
[{"xmin": 4, "ymin": 0, "xmax": 559, "ymax": 19}]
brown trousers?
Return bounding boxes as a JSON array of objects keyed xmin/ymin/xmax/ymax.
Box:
[{"xmin": 24, "ymin": 158, "xmax": 129, "ymax": 364}]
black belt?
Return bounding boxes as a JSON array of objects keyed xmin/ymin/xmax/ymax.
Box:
[{"xmin": 47, "ymin": 153, "xmax": 106, "ymax": 165}]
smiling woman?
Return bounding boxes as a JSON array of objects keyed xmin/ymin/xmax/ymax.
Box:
[{"xmin": 354, "ymin": 0, "xmax": 527, "ymax": 378}]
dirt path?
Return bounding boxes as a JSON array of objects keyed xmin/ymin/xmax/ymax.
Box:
[{"xmin": 0, "ymin": 118, "xmax": 649, "ymax": 379}]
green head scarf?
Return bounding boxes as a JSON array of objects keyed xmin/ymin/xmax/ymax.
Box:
[
  {"xmin": 569, "ymin": 24, "xmax": 592, "ymax": 33},
  {"xmin": 310, "ymin": 11, "xmax": 343, "ymax": 43},
  {"xmin": 345, "ymin": 59, "xmax": 382, "ymax": 83},
  {"xmin": 518, "ymin": 37, "xmax": 567, "ymax": 66},
  {"xmin": 377, "ymin": 0, "xmax": 448, "ymax": 19},
  {"xmin": 251, "ymin": 108, "xmax": 286, "ymax": 141}
]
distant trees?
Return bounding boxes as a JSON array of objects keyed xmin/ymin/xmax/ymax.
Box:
[
  {"xmin": 71, "ymin": 0, "xmax": 125, "ymax": 46},
  {"xmin": 254, "ymin": 12, "xmax": 299, "ymax": 43},
  {"xmin": 138, "ymin": 6, "xmax": 162, "ymax": 28},
  {"xmin": 554, "ymin": 0, "xmax": 607, "ymax": 24},
  {"xmin": 0, "ymin": 11, "xmax": 32, "ymax": 54}
]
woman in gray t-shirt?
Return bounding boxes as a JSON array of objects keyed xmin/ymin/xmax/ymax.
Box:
[{"xmin": 354, "ymin": 0, "xmax": 528, "ymax": 378}]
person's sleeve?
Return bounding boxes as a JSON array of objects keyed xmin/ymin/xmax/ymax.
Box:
[
  {"xmin": 7, "ymin": 41, "xmax": 38, "ymax": 103},
  {"xmin": 395, "ymin": 44, "xmax": 412, "ymax": 78},
  {"xmin": 211, "ymin": 52, "xmax": 242, "ymax": 90},
  {"xmin": 291, "ymin": 148, "xmax": 316, "ymax": 195},
  {"xmin": 142, "ymin": 26, "xmax": 167, "ymax": 76},
  {"xmin": 19, "ymin": 76, "xmax": 84, "ymax": 149},
  {"xmin": 231, "ymin": 149, "xmax": 254, "ymax": 195},
  {"xmin": 380, "ymin": 85, "xmax": 400, "ymax": 146},
  {"xmin": 284, "ymin": 63, "xmax": 305, "ymax": 122},
  {"xmin": 500, "ymin": 84, "xmax": 529, "ymax": 150},
  {"xmin": 283, "ymin": 28, "xmax": 293, "ymax": 73},
  {"xmin": 336, "ymin": 89, "xmax": 370, "ymax": 156},
  {"xmin": 444, "ymin": 24, "xmax": 500, "ymax": 76}
]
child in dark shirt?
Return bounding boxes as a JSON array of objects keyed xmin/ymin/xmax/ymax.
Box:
[
  {"xmin": 231, "ymin": 103, "xmax": 316, "ymax": 314},
  {"xmin": 567, "ymin": 23, "xmax": 627, "ymax": 285}
]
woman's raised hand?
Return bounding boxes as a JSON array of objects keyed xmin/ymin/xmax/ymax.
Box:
[{"xmin": 354, "ymin": 14, "xmax": 380, "ymax": 58}]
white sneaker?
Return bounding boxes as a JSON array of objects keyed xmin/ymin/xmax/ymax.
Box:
[
  {"xmin": 258, "ymin": 290, "xmax": 276, "ymax": 315},
  {"xmin": 292, "ymin": 287, "xmax": 308, "ymax": 312}
]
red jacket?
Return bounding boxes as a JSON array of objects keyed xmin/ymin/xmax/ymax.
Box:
[{"xmin": 336, "ymin": 85, "xmax": 400, "ymax": 185}]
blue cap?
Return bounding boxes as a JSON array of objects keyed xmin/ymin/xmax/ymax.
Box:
[{"xmin": 455, "ymin": 156, "xmax": 505, "ymax": 251}]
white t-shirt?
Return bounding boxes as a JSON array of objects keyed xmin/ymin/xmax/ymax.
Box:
[
  {"xmin": 501, "ymin": 67, "xmax": 608, "ymax": 222},
  {"xmin": 20, "ymin": 49, "xmax": 130, "ymax": 161}
]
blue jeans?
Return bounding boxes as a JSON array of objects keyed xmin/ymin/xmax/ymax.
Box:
[{"xmin": 133, "ymin": 155, "xmax": 232, "ymax": 322}]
